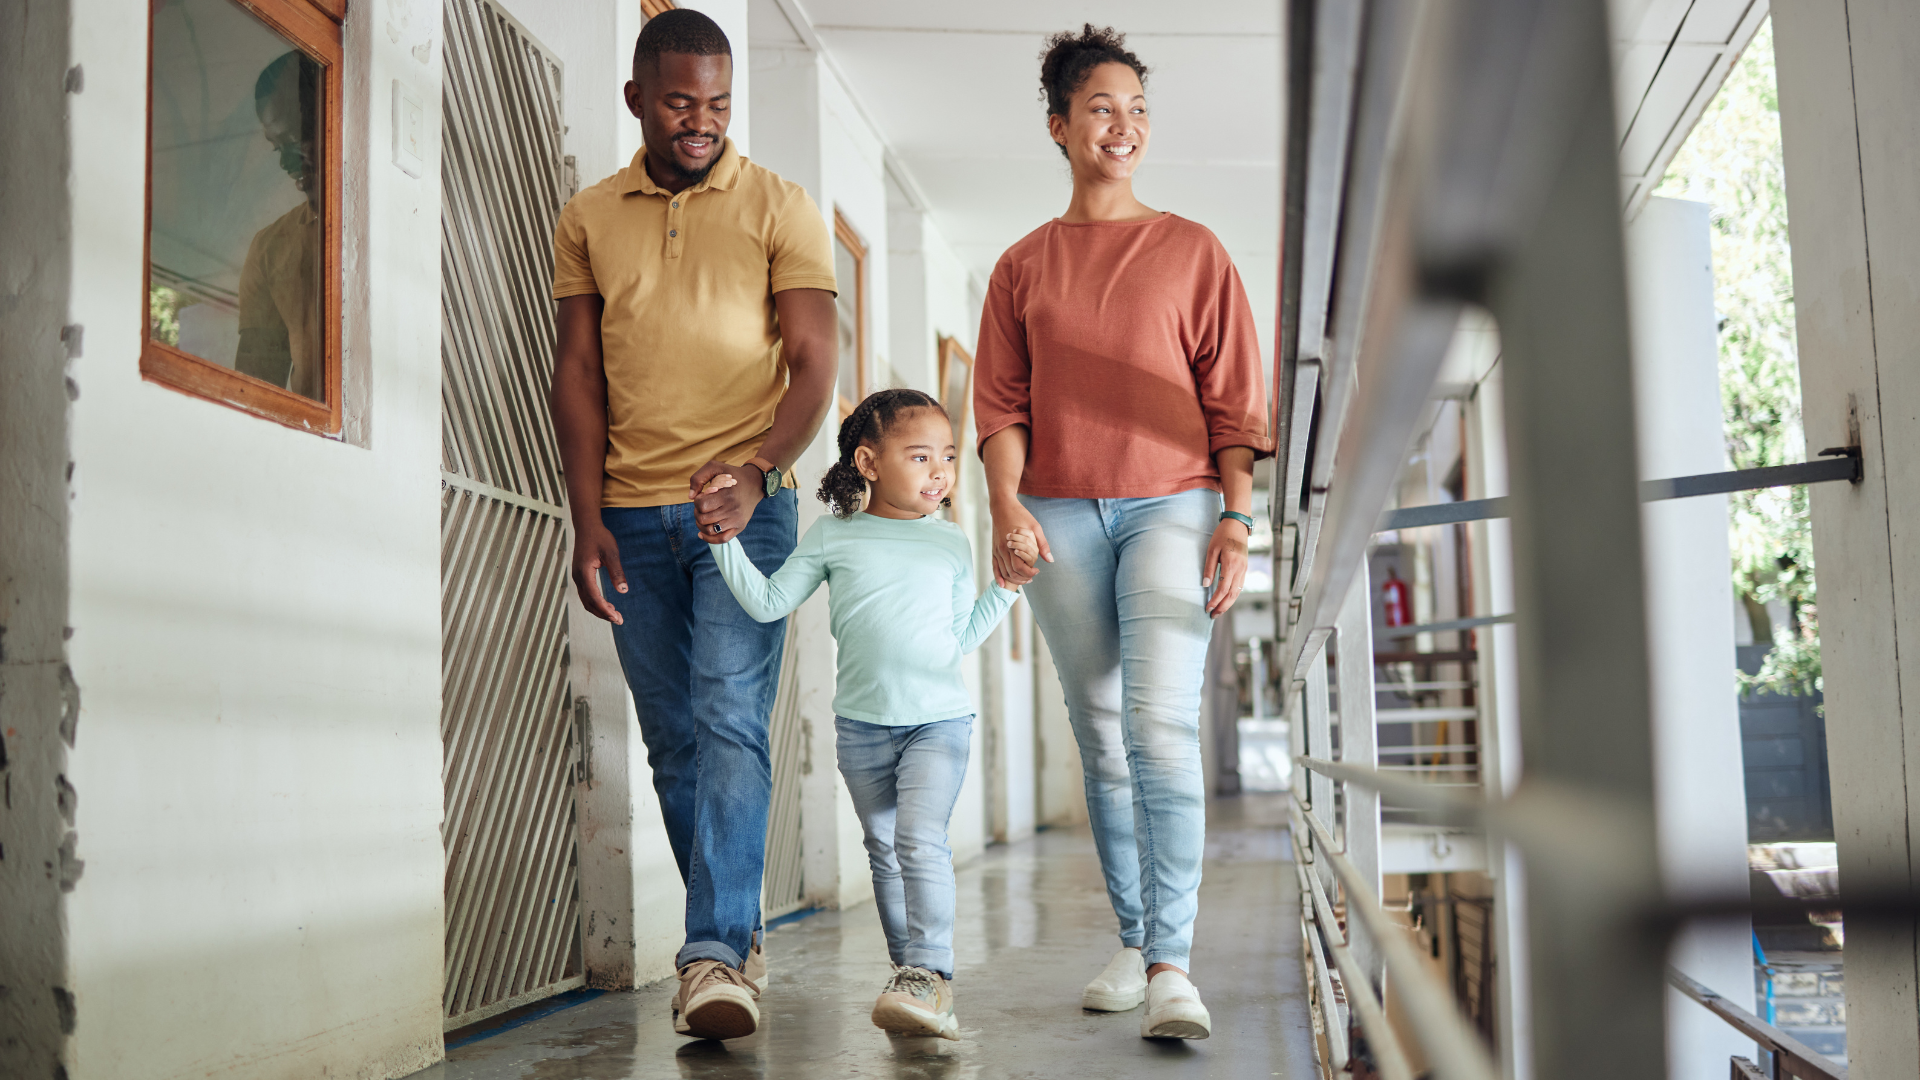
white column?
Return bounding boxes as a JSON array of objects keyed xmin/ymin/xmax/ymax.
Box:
[
  {"xmin": 1465, "ymin": 353, "xmax": 1533, "ymax": 1080},
  {"xmin": 1626, "ymin": 196, "xmax": 1755, "ymax": 1075},
  {"xmin": 1774, "ymin": 5, "xmax": 1920, "ymax": 1070},
  {"xmin": 1335, "ymin": 569, "xmax": 1383, "ymax": 991}
]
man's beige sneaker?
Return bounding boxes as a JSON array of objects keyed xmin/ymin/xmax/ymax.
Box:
[
  {"xmin": 671, "ymin": 959, "xmax": 760, "ymax": 1041},
  {"xmin": 743, "ymin": 934, "xmax": 768, "ymax": 994},
  {"xmin": 869, "ymin": 965, "xmax": 960, "ymax": 1040},
  {"xmin": 1141, "ymin": 969, "xmax": 1211, "ymax": 1039},
  {"xmin": 1082, "ymin": 947, "xmax": 1148, "ymax": 1011}
]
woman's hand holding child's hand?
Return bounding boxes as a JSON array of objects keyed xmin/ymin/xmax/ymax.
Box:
[{"xmin": 1004, "ymin": 528, "xmax": 1040, "ymax": 585}]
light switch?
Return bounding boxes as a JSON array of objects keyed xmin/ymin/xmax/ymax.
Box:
[{"xmin": 393, "ymin": 79, "xmax": 424, "ymax": 178}]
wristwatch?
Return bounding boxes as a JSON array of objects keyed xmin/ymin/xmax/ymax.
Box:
[{"xmin": 748, "ymin": 456, "xmax": 782, "ymax": 498}]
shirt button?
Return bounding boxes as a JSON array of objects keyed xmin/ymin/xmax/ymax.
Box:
[
  {"xmin": 670, "ymin": 229, "xmax": 678, "ymax": 237},
  {"xmin": 672, "ymin": 202, "xmax": 679, "ymax": 208}
]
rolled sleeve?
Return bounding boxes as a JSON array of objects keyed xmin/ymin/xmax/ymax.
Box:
[
  {"xmin": 768, "ymin": 187, "xmax": 838, "ymax": 295},
  {"xmin": 552, "ymin": 198, "xmax": 598, "ymax": 300},
  {"xmin": 971, "ymin": 262, "xmax": 1032, "ymax": 455},
  {"xmin": 1193, "ymin": 258, "xmax": 1274, "ymax": 460}
]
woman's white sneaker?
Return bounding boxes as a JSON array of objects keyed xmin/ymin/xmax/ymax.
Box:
[
  {"xmin": 1082, "ymin": 948, "xmax": 1148, "ymax": 1011},
  {"xmin": 1141, "ymin": 970, "xmax": 1212, "ymax": 1039}
]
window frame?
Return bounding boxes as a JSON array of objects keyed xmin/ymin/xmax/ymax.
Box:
[
  {"xmin": 833, "ymin": 208, "xmax": 868, "ymax": 419},
  {"xmin": 141, "ymin": 0, "xmax": 346, "ymax": 435}
]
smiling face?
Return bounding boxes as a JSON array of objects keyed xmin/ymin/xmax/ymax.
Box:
[
  {"xmin": 1048, "ymin": 61, "xmax": 1150, "ymax": 186},
  {"xmin": 626, "ymin": 51, "xmax": 733, "ymax": 190},
  {"xmin": 854, "ymin": 408, "xmax": 955, "ymax": 520}
]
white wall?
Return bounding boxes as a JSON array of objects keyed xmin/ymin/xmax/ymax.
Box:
[
  {"xmin": 63, "ymin": 1, "xmax": 447, "ymax": 1076},
  {"xmin": 1626, "ymin": 197, "xmax": 1755, "ymax": 1076}
]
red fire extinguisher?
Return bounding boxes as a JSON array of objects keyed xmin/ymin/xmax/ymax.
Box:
[{"xmin": 1382, "ymin": 567, "xmax": 1412, "ymax": 628}]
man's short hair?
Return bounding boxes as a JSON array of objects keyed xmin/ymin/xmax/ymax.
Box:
[{"xmin": 633, "ymin": 9, "xmax": 731, "ymax": 81}]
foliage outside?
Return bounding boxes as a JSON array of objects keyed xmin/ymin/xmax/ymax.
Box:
[{"xmin": 1654, "ymin": 19, "xmax": 1820, "ymax": 699}]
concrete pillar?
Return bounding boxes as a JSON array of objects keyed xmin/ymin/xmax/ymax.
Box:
[
  {"xmin": 1465, "ymin": 350, "xmax": 1533, "ymax": 1080},
  {"xmin": 0, "ymin": 1, "xmax": 76, "ymax": 1075},
  {"xmin": 1774, "ymin": 4, "xmax": 1920, "ymax": 1070},
  {"xmin": 743, "ymin": 39, "xmax": 869, "ymax": 913},
  {"xmin": 985, "ymin": 611, "xmax": 1036, "ymax": 845},
  {"xmin": 1626, "ymin": 196, "xmax": 1756, "ymax": 1076}
]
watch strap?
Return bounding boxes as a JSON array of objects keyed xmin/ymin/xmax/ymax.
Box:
[{"xmin": 747, "ymin": 457, "xmax": 781, "ymax": 496}]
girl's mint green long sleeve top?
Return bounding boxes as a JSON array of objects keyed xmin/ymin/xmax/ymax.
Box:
[{"xmin": 712, "ymin": 511, "xmax": 1018, "ymax": 726}]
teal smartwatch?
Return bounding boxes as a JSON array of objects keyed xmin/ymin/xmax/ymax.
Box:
[{"xmin": 1220, "ymin": 510, "xmax": 1255, "ymax": 531}]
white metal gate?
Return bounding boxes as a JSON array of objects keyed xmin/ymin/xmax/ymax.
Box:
[
  {"xmin": 438, "ymin": 0, "xmax": 581, "ymax": 1030},
  {"xmin": 763, "ymin": 624, "xmax": 807, "ymax": 919}
]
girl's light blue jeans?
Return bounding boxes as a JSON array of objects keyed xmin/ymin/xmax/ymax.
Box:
[
  {"xmin": 835, "ymin": 715, "xmax": 973, "ymax": 979},
  {"xmin": 1020, "ymin": 488, "xmax": 1218, "ymax": 971}
]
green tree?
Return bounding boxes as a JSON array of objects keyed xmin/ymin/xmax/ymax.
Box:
[{"xmin": 1654, "ymin": 18, "xmax": 1820, "ymax": 698}]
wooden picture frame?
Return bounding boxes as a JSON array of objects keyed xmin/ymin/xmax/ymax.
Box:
[
  {"xmin": 834, "ymin": 208, "xmax": 868, "ymax": 419},
  {"xmin": 142, "ymin": 0, "xmax": 345, "ymax": 435}
]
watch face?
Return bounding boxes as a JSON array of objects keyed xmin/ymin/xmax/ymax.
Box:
[{"xmin": 764, "ymin": 466, "xmax": 782, "ymax": 497}]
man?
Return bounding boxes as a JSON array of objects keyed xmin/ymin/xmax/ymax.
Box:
[
  {"xmin": 549, "ymin": 9, "xmax": 837, "ymax": 1042},
  {"xmin": 236, "ymin": 50, "xmax": 323, "ymax": 399}
]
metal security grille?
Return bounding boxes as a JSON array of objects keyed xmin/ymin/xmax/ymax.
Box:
[
  {"xmin": 439, "ymin": 0, "xmax": 581, "ymax": 1030},
  {"xmin": 763, "ymin": 623, "xmax": 807, "ymax": 919}
]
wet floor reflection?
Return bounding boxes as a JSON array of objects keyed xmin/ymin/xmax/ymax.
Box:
[{"xmin": 425, "ymin": 796, "xmax": 1315, "ymax": 1080}]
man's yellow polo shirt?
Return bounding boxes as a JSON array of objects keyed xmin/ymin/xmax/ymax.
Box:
[{"xmin": 553, "ymin": 139, "xmax": 836, "ymax": 507}]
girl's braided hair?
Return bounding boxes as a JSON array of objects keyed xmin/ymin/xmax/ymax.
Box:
[{"xmin": 817, "ymin": 388, "xmax": 950, "ymax": 519}]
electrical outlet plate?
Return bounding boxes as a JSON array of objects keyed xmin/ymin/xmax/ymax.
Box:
[{"xmin": 393, "ymin": 79, "xmax": 424, "ymax": 178}]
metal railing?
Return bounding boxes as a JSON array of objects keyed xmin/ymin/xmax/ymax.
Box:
[
  {"xmin": 1291, "ymin": 761, "xmax": 1500, "ymax": 1080},
  {"xmin": 1667, "ymin": 968, "xmax": 1847, "ymax": 1080}
]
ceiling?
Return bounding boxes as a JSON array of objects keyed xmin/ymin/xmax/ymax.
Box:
[
  {"xmin": 746, "ymin": 0, "xmax": 1767, "ymax": 387},
  {"xmin": 752, "ymin": 0, "xmax": 1283, "ymax": 358},
  {"xmin": 1608, "ymin": 0, "xmax": 1768, "ymax": 212}
]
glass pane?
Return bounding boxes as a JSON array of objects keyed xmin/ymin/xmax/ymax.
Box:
[
  {"xmin": 834, "ymin": 238, "xmax": 860, "ymax": 405},
  {"xmin": 149, "ymin": 0, "xmax": 325, "ymax": 401}
]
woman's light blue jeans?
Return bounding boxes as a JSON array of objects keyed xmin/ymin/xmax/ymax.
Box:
[
  {"xmin": 835, "ymin": 715, "xmax": 973, "ymax": 979},
  {"xmin": 1021, "ymin": 488, "xmax": 1218, "ymax": 971}
]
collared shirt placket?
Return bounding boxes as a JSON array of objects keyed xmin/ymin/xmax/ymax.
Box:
[{"xmin": 665, "ymin": 190, "xmax": 687, "ymax": 259}]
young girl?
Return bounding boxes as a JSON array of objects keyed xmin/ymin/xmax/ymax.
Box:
[{"xmin": 703, "ymin": 388, "xmax": 1036, "ymax": 1040}]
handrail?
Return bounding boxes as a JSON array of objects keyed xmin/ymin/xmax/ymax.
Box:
[
  {"xmin": 1666, "ymin": 968, "xmax": 1848, "ymax": 1080},
  {"xmin": 1293, "ymin": 792, "xmax": 1500, "ymax": 1080},
  {"xmin": 1293, "ymin": 856, "xmax": 1352, "ymax": 1072},
  {"xmin": 1291, "ymin": 808, "xmax": 1410, "ymax": 1080}
]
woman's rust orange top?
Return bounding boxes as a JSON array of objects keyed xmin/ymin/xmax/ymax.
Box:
[{"xmin": 972, "ymin": 213, "xmax": 1273, "ymax": 499}]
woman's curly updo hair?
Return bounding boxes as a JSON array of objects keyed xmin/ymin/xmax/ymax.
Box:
[
  {"xmin": 818, "ymin": 388, "xmax": 950, "ymax": 519},
  {"xmin": 1038, "ymin": 24, "xmax": 1150, "ymax": 159}
]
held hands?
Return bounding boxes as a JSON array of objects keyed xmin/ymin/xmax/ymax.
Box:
[
  {"xmin": 1003, "ymin": 527, "xmax": 1041, "ymax": 587},
  {"xmin": 690, "ymin": 461, "xmax": 763, "ymax": 544},
  {"xmin": 990, "ymin": 499, "xmax": 1052, "ymax": 589},
  {"xmin": 1203, "ymin": 516, "xmax": 1251, "ymax": 618}
]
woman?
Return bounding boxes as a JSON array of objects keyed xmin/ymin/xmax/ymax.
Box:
[{"xmin": 973, "ymin": 25, "xmax": 1271, "ymax": 1041}]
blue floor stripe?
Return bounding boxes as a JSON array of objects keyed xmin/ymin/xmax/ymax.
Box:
[
  {"xmin": 766, "ymin": 906, "xmax": 823, "ymax": 931},
  {"xmin": 444, "ymin": 988, "xmax": 605, "ymax": 1051}
]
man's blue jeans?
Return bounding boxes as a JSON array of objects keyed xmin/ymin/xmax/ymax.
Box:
[
  {"xmin": 835, "ymin": 715, "xmax": 972, "ymax": 980},
  {"xmin": 602, "ymin": 489, "xmax": 797, "ymax": 969},
  {"xmin": 1019, "ymin": 488, "xmax": 1217, "ymax": 972}
]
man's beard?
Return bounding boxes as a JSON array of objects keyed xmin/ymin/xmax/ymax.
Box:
[{"xmin": 659, "ymin": 133, "xmax": 721, "ymax": 187}]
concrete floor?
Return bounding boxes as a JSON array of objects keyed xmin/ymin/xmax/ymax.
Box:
[{"xmin": 415, "ymin": 794, "xmax": 1317, "ymax": 1080}]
